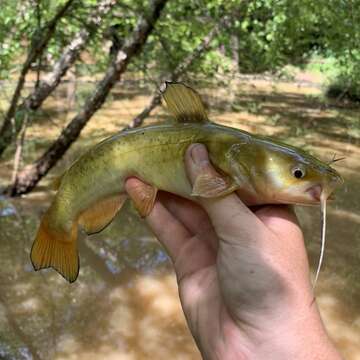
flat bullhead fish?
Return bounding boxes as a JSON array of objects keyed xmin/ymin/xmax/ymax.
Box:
[{"xmin": 31, "ymin": 82, "xmax": 343, "ymax": 283}]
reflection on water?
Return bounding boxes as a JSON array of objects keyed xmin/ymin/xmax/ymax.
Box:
[{"xmin": 0, "ymin": 77, "xmax": 359, "ymax": 359}]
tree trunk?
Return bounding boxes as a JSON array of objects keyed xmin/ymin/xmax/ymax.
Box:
[
  {"xmin": 65, "ymin": 68, "xmax": 77, "ymax": 120},
  {"xmin": 0, "ymin": 0, "xmax": 115, "ymax": 158},
  {"xmin": 0, "ymin": 0, "xmax": 75, "ymax": 156},
  {"xmin": 7, "ymin": 0, "xmax": 168, "ymax": 197},
  {"xmin": 11, "ymin": 113, "xmax": 29, "ymax": 184}
]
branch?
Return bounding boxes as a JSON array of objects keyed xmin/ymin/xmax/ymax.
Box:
[
  {"xmin": 35, "ymin": 0, "xmax": 42, "ymax": 90},
  {"xmin": 124, "ymin": 16, "xmax": 232, "ymax": 130},
  {"xmin": 124, "ymin": 94, "xmax": 162, "ymax": 130},
  {"xmin": 6, "ymin": 0, "xmax": 168, "ymax": 197},
  {"xmin": 0, "ymin": 0, "xmax": 115, "ymax": 158},
  {"xmin": 0, "ymin": 0, "xmax": 75, "ymax": 156},
  {"xmin": 11, "ymin": 113, "xmax": 29, "ymax": 184}
]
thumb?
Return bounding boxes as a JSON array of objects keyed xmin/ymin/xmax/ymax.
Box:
[{"xmin": 185, "ymin": 144, "xmax": 262, "ymax": 233}]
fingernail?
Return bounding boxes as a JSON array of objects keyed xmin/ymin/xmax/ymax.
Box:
[{"xmin": 190, "ymin": 144, "xmax": 209, "ymax": 166}]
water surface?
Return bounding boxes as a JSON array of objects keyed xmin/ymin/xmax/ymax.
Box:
[{"xmin": 0, "ymin": 76, "xmax": 359, "ymax": 359}]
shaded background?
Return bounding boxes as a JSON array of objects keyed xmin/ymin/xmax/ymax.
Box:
[{"xmin": 0, "ymin": 0, "xmax": 359, "ymax": 359}]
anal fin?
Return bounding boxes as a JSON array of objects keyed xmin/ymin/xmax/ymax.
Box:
[{"xmin": 79, "ymin": 194, "xmax": 127, "ymax": 235}]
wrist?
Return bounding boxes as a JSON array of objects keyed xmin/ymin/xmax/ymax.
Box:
[
  {"xmin": 235, "ymin": 298, "xmax": 342, "ymax": 360},
  {"xmin": 204, "ymin": 284, "xmax": 343, "ymax": 360}
]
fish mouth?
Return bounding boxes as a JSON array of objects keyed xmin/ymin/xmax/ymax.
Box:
[
  {"xmin": 306, "ymin": 184, "xmax": 322, "ymax": 202},
  {"xmin": 305, "ymin": 173, "xmax": 343, "ymax": 202},
  {"xmin": 305, "ymin": 184, "xmax": 336, "ymax": 203}
]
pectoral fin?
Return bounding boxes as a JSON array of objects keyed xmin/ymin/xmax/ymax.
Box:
[
  {"xmin": 192, "ymin": 170, "xmax": 238, "ymax": 198},
  {"xmin": 128, "ymin": 181, "xmax": 158, "ymax": 217},
  {"xmin": 161, "ymin": 82, "xmax": 209, "ymax": 123},
  {"xmin": 79, "ymin": 194, "xmax": 127, "ymax": 235}
]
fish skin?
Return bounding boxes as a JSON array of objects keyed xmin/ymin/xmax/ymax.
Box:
[
  {"xmin": 55, "ymin": 121, "xmax": 342, "ymax": 224},
  {"xmin": 31, "ymin": 121, "xmax": 343, "ymax": 282},
  {"xmin": 31, "ymin": 81, "xmax": 344, "ymax": 283}
]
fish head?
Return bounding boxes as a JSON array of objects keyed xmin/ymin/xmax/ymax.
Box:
[{"xmin": 251, "ymin": 141, "xmax": 344, "ymax": 205}]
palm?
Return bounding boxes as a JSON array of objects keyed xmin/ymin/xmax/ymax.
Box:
[
  {"xmin": 137, "ymin": 189, "xmax": 315, "ymax": 358},
  {"xmin": 125, "ymin": 144, "xmax": 341, "ymax": 360},
  {"xmin": 142, "ymin": 191, "xmax": 270, "ymax": 358}
]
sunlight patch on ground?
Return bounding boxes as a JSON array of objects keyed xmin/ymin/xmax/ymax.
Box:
[
  {"xmin": 318, "ymin": 291, "xmax": 360, "ymax": 360},
  {"xmin": 52, "ymin": 273, "xmax": 198, "ymax": 360}
]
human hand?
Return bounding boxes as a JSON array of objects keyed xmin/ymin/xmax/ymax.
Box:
[{"xmin": 125, "ymin": 144, "xmax": 342, "ymax": 360}]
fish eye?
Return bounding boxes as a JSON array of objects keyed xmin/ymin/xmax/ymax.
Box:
[{"xmin": 292, "ymin": 166, "xmax": 306, "ymax": 179}]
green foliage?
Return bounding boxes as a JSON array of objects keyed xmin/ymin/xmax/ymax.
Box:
[
  {"xmin": 0, "ymin": 0, "xmax": 359, "ymax": 100},
  {"xmin": 129, "ymin": 0, "xmax": 224, "ymax": 76},
  {"xmin": 0, "ymin": 0, "xmax": 127, "ymax": 78},
  {"xmin": 220, "ymin": 0, "xmax": 321, "ymax": 72},
  {"xmin": 326, "ymin": 72, "xmax": 360, "ymax": 103},
  {"xmin": 0, "ymin": 2, "xmax": 32, "ymax": 77},
  {"xmin": 306, "ymin": 0, "xmax": 360, "ymax": 102},
  {"xmin": 305, "ymin": 53, "xmax": 360, "ymax": 102}
]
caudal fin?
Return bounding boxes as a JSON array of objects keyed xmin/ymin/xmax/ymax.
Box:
[{"xmin": 31, "ymin": 212, "xmax": 79, "ymax": 283}]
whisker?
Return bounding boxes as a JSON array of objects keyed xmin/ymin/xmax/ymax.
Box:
[
  {"xmin": 330, "ymin": 156, "xmax": 346, "ymax": 164},
  {"xmin": 327, "ymin": 153, "xmax": 346, "ymax": 165},
  {"xmin": 313, "ymin": 195, "xmax": 327, "ymax": 289}
]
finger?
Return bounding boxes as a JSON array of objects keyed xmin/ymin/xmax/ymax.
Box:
[
  {"xmin": 185, "ymin": 144, "xmax": 264, "ymax": 236},
  {"xmin": 147, "ymin": 197, "xmax": 216, "ymax": 280},
  {"xmin": 255, "ymin": 205, "xmax": 302, "ymax": 240},
  {"xmin": 125, "ymin": 178, "xmax": 215, "ymax": 278},
  {"xmin": 158, "ymin": 192, "xmax": 218, "ymax": 251},
  {"xmin": 158, "ymin": 192, "xmax": 210, "ymax": 235},
  {"xmin": 255, "ymin": 205, "xmax": 310, "ymax": 273}
]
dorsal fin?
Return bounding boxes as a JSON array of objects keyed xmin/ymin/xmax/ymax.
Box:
[{"xmin": 161, "ymin": 82, "xmax": 209, "ymax": 123}]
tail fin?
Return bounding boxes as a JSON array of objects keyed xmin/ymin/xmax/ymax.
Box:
[{"xmin": 31, "ymin": 211, "xmax": 79, "ymax": 283}]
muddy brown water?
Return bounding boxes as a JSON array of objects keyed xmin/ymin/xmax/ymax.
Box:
[{"xmin": 0, "ymin": 76, "xmax": 359, "ymax": 359}]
